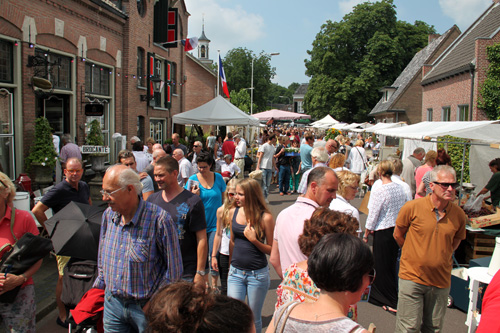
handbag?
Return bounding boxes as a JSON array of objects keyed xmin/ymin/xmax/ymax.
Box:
[{"xmin": 0, "ymin": 208, "xmax": 53, "ymax": 303}]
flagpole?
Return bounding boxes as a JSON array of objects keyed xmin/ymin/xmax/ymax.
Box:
[{"xmin": 217, "ymin": 50, "xmax": 220, "ymax": 96}]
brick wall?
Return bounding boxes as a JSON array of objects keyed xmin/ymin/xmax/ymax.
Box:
[
  {"xmin": 185, "ymin": 56, "xmax": 217, "ymax": 111},
  {"xmin": 422, "ymin": 28, "xmax": 500, "ymax": 122}
]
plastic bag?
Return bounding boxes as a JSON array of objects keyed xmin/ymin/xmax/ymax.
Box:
[{"xmin": 464, "ymin": 194, "xmax": 487, "ymax": 213}]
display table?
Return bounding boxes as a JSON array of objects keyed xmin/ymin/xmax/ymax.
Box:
[{"xmin": 466, "ymin": 267, "xmax": 493, "ymax": 332}]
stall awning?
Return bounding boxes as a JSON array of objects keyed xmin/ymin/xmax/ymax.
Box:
[{"xmin": 374, "ymin": 121, "xmax": 500, "ymax": 143}]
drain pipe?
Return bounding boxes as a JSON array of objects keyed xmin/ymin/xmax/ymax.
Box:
[{"xmin": 469, "ymin": 63, "xmax": 475, "ymax": 121}]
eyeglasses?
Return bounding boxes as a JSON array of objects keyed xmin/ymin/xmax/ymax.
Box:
[
  {"xmin": 100, "ymin": 186, "xmax": 126, "ymax": 198},
  {"xmin": 65, "ymin": 169, "xmax": 83, "ymax": 174},
  {"xmin": 368, "ymin": 268, "xmax": 376, "ymax": 285},
  {"xmin": 228, "ymin": 192, "xmax": 236, "ymax": 197},
  {"xmin": 193, "ymin": 145, "xmax": 200, "ymax": 148},
  {"xmin": 432, "ymin": 182, "xmax": 459, "ymax": 190}
]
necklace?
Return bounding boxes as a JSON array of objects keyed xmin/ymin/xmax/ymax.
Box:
[{"xmin": 314, "ymin": 311, "xmax": 345, "ymax": 321}]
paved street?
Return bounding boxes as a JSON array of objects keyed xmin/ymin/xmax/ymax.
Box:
[{"xmin": 35, "ymin": 184, "xmax": 468, "ymax": 332}]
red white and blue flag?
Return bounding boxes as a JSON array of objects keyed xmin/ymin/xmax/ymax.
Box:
[
  {"xmin": 182, "ymin": 37, "xmax": 198, "ymax": 52},
  {"xmin": 219, "ymin": 55, "xmax": 230, "ymax": 98}
]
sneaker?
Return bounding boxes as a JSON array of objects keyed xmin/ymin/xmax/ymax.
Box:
[
  {"xmin": 280, "ymin": 192, "xmax": 284, "ymax": 196},
  {"xmin": 56, "ymin": 317, "xmax": 69, "ymax": 328}
]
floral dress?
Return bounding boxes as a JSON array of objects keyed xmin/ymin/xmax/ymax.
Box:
[{"xmin": 275, "ymin": 263, "xmax": 358, "ymax": 321}]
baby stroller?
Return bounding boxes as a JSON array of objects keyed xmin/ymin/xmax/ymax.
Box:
[{"xmin": 60, "ymin": 258, "xmax": 102, "ymax": 332}]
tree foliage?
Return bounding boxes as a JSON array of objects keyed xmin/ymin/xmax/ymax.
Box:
[
  {"xmin": 304, "ymin": 0, "xmax": 435, "ymax": 122},
  {"xmin": 230, "ymin": 88, "xmax": 254, "ymax": 114},
  {"xmin": 478, "ymin": 42, "xmax": 500, "ymax": 120},
  {"xmin": 223, "ymin": 47, "xmax": 276, "ymax": 113}
]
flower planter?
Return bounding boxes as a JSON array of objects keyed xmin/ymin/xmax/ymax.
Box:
[{"xmin": 31, "ymin": 164, "xmax": 53, "ymax": 187}]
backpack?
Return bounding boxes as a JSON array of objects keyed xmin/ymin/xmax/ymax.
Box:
[{"xmin": 61, "ymin": 259, "xmax": 98, "ymax": 308}]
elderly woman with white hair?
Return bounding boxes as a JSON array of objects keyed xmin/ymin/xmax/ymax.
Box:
[
  {"xmin": 347, "ymin": 139, "xmax": 368, "ymax": 175},
  {"xmin": 0, "ymin": 172, "xmax": 43, "ymax": 332},
  {"xmin": 296, "ymin": 147, "xmax": 329, "ymax": 194}
]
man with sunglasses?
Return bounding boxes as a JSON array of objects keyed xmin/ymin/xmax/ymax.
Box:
[
  {"xmin": 32, "ymin": 157, "xmax": 91, "ymax": 327},
  {"xmin": 394, "ymin": 165, "xmax": 466, "ymax": 332},
  {"xmin": 95, "ymin": 165, "xmax": 182, "ymax": 332},
  {"xmin": 187, "ymin": 141, "xmax": 203, "ymax": 173}
]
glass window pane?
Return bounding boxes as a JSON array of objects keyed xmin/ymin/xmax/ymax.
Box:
[
  {"xmin": 0, "ymin": 40, "xmax": 13, "ymax": 83},
  {"xmin": 0, "ymin": 137, "xmax": 14, "ymax": 179},
  {"xmin": 0, "ymin": 90, "xmax": 13, "ymax": 134}
]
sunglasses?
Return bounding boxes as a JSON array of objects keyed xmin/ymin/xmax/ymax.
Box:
[
  {"xmin": 228, "ymin": 192, "xmax": 236, "ymax": 197},
  {"xmin": 368, "ymin": 268, "xmax": 376, "ymax": 285},
  {"xmin": 432, "ymin": 182, "xmax": 459, "ymax": 190},
  {"xmin": 193, "ymin": 145, "xmax": 200, "ymax": 148}
]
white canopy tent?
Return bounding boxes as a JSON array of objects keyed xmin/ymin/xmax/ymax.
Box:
[
  {"xmin": 373, "ymin": 121, "xmax": 500, "ymax": 190},
  {"xmin": 353, "ymin": 122, "xmax": 406, "ymax": 133},
  {"xmin": 310, "ymin": 115, "xmax": 339, "ymax": 128},
  {"xmin": 172, "ymin": 96, "xmax": 260, "ymax": 127},
  {"xmin": 373, "ymin": 121, "xmax": 500, "ymax": 142}
]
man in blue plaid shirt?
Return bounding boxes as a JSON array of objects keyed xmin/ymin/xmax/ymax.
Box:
[{"xmin": 93, "ymin": 165, "xmax": 182, "ymax": 332}]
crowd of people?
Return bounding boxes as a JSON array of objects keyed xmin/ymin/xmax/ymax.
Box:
[{"xmin": 1, "ymin": 127, "xmax": 499, "ymax": 333}]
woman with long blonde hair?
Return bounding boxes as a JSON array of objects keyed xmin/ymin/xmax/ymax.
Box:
[
  {"xmin": 228, "ymin": 178, "xmax": 275, "ymax": 333},
  {"xmin": 211, "ymin": 178, "xmax": 238, "ymax": 295}
]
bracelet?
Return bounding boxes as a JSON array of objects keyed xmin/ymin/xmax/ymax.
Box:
[{"xmin": 21, "ymin": 274, "xmax": 27, "ymax": 283}]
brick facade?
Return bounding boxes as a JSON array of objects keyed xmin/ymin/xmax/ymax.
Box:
[
  {"xmin": 0, "ymin": 0, "xmax": 197, "ymax": 178},
  {"xmin": 185, "ymin": 54, "xmax": 216, "ymax": 112}
]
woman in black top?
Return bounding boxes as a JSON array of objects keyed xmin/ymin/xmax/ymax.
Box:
[{"xmin": 227, "ymin": 178, "xmax": 275, "ymax": 333}]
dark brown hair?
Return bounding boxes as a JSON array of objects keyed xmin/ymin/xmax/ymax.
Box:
[
  {"xmin": 147, "ymin": 281, "xmax": 253, "ymax": 333},
  {"xmin": 298, "ymin": 207, "xmax": 359, "ymax": 257}
]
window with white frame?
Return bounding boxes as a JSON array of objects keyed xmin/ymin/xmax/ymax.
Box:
[
  {"xmin": 150, "ymin": 118, "xmax": 166, "ymax": 144},
  {"xmin": 458, "ymin": 105, "xmax": 469, "ymax": 121},
  {"xmin": 441, "ymin": 107, "xmax": 451, "ymax": 121},
  {"xmin": 427, "ymin": 108, "xmax": 433, "ymax": 121}
]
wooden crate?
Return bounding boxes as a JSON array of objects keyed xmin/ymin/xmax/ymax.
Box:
[
  {"xmin": 465, "ymin": 232, "xmax": 496, "ymax": 262},
  {"xmin": 467, "ymin": 206, "xmax": 500, "ymax": 229}
]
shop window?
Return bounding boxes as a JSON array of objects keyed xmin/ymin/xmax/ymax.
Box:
[{"xmin": 34, "ymin": 49, "xmax": 72, "ymax": 90}]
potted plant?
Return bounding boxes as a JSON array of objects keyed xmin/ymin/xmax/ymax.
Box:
[
  {"xmin": 25, "ymin": 117, "xmax": 58, "ymax": 186},
  {"xmin": 85, "ymin": 119, "xmax": 108, "ymax": 174}
]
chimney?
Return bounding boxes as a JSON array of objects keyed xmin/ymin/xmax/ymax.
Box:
[{"xmin": 428, "ymin": 34, "xmax": 441, "ymax": 44}]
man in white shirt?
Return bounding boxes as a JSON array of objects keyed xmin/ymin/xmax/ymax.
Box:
[
  {"xmin": 173, "ymin": 149, "xmax": 194, "ymax": 186},
  {"xmin": 256, "ymin": 134, "xmax": 277, "ymax": 202},
  {"xmin": 132, "ymin": 141, "xmax": 150, "ymax": 172},
  {"xmin": 188, "ymin": 141, "xmax": 203, "ymax": 173},
  {"xmin": 233, "ymin": 134, "xmax": 246, "ymax": 179},
  {"xmin": 401, "ymin": 147, "xmax": 425, "ymax": 197}
]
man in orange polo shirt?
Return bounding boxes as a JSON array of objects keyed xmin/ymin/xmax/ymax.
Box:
[{"xmin": 394, "ymin": 165, "xmax": 466, "ymax": 332}]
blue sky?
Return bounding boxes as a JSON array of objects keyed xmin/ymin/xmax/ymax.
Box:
[{"xmin": 184, "ymin": 0, "xmax": 493, "ymax": 88}]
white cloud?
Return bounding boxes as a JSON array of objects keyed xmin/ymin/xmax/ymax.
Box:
[
  {"xmin": 184, "ymin": 0, "xmax": 266, "ymax": 54},
  {"xmin": 438, "ymin": 0, "xmax": 492, "ymax": 29},
  {"xmin": 338, "ymin": 0, "xmax": 365, "ymax": 16}
]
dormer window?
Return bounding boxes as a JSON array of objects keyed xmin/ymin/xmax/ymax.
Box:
[{"xmin": 380, "ymin": 86, "xmax": 396, "ymax": 102}]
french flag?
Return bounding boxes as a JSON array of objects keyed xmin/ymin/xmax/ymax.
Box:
[
  {"xmin": 219, "ymin": 55, "xmax": 230, "ymax": 98},
  {"xmin": 182, "ymin": 37, "xmax": 198, "ymax": 52}
]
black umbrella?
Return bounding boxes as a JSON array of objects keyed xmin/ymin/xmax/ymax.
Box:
[{"xmin": 45, "ymin": 202, "xmax": 106, "ymax": 261}]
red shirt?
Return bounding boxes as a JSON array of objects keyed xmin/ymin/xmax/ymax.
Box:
[
  {"xmin": 476, "ymin": 270, "xmax": 500, "ymax": 332},
  {"xmin": 222, "ymin": 140, "xmax": 236, "ymax": 162},
  {"xmin": 0, "ymin": 206, "xmax": 40, "ymax": 286}
]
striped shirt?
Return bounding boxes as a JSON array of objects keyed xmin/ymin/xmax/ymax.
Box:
[{"xmin": 93, "ymin": 199, "xmax": 183, "ymax": 300}]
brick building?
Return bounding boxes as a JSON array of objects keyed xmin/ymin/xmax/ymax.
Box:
[
  {"xmin": 0, "ymin": 0, "xmax": 191, "ymax": 179},
  {"xmin": 369, "ymin": 27, "xmax": 460, "ymax": 124},
  {"xmin": 421, "ymin": 0, "xmax": 500, "ymax": 122}
]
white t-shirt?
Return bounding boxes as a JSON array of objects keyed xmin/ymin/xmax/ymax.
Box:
[
  {"xmin": 258, "ymin": 142, "xmax": 275, "ymax": 169},
  {"xmin": 177, "ymin": 157, "xmax": 194, "ymax": 186}
]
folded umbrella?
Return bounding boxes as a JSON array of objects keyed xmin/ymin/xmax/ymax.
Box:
[{"xmin": 45, "ymin": 202, "xmax": 106, "ymax": 261}]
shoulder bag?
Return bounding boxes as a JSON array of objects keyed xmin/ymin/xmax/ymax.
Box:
[{"xmin": 0, "ymin": 208, "xmax": 53, "ymax": 303}]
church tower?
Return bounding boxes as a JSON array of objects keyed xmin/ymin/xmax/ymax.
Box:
[{"xmin": 197, "ymin": 19, "xmax": 212, "ymax": 65}]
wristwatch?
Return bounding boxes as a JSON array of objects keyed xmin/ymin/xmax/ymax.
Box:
[{"xmin": 196, "ymin": 270, "xmax": 206, "ymax": 276}]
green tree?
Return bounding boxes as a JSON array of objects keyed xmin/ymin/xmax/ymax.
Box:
[
  {"xmin": 304, "ymin": 0, "xmax": 435, "ymax": 122},
  {"xmin": 478, "ymin": 43, "xmax": 500, "ymax": 120},
  {"xmin": 230, "ymin": 88, "xmax": 255, "ymax": 114},
  {"xmin": 223, "ymin": 47, "xmax": 276, "ymax": 112}
]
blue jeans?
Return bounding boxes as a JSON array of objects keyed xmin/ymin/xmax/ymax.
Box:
[
  {"xmin": 207, "ymin": 230, "xmax": 218, "ymax": 276},
  {"xmin": 278, "ymin": 165, "xmax": 291, "ymax": 194},
  {"xmin": 227, "ymin": 265, "xmax": 270, "ymax": 333},
  {"xmin": 261, "ymin": 168, "xmax": 272, "ymax": 198},
  {"xmin": 103, "ymin": 290, "xmax": 148, "ymax": 333}
]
